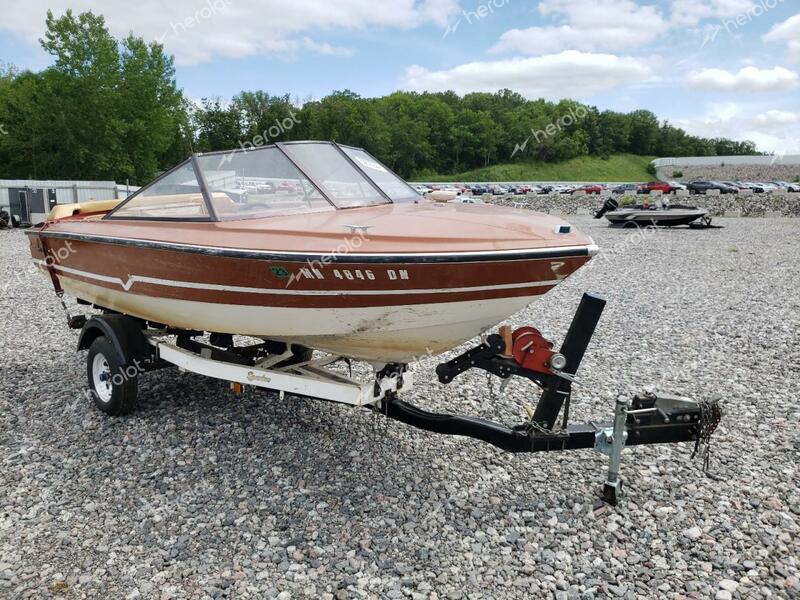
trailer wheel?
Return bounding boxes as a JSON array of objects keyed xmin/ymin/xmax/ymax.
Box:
[{"xmin": 86, "ymin": 336, "xmax": 139, "ymax": 415}]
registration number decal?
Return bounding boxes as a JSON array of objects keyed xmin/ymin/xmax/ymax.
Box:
[{"xmin": 290, "ymin": 267, "xmax": 410, "ymax": 282}]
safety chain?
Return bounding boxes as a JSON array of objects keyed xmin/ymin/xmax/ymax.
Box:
[
  {"xmin": 55, "ymin": 291, "xmax": 72, "ymax": 322},
  {"xmin": 691, "ymin": 397, "xmax": 722, "ymax": 478}
]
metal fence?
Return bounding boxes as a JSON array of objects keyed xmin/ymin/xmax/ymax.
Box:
[
  {"xmin": 652, "ymin": 155, "xmax": 800, "ymax": 168},
  {"xmin": 0, "ymin": 179, "xmax": 140, "ymax": 224}
]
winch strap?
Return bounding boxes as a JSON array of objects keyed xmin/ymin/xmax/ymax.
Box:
[{"xmin": 36, "ymin": 227, "xmax": 64, "ymax": 296}]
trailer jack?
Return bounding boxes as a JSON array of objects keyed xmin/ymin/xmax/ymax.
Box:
[{"xmin": 379, "ymin": 293, "xmax": 722, "ymax": 505}]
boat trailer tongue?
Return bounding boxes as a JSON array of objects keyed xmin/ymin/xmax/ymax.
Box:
[{"xmin": 378, "ymin": 293, "xmax": 722, "ymax": 505}]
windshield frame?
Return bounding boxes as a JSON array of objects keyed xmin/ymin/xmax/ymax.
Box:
[
  {"xmin": 277, "ymin": 141, "xmax": 391, "ymax": 209},
  {"xmin": 335, "ymin": 143, "xmax": 421, "ymax": 202},
  {"xmin": 105, "ymin": 156, "xmax": 217, "ymax": 222},
  {"xmin": 105, "ymin": 141, "xmax": 410, "ymax": 222},
  {"xmin": 193, "ymin": 145, "xmax": 336, "ymax": 221}
]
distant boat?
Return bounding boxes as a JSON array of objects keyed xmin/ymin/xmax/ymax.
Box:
[{"xmin": 594, "ymin": 198, "xmax": 710, "ymax": 228}]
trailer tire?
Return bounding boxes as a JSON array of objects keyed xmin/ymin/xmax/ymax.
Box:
[{"xmin": 86, "ymin": 336, "xmax": 139, "ymax": 416}]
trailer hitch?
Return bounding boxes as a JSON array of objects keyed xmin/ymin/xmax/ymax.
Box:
[
  {"xmin": 381, "ymin": 293, "xmax": 722, "ymax": 504},
  {"xmin": 381, "ymin": 390, "xmax": 719, "ymax": 504}
]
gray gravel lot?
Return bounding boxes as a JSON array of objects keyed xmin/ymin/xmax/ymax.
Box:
[{"xmin": 1, "ymin": 216, "xmax": 798, "ymax": 599}]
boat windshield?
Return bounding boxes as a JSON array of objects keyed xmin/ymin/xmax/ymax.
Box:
[
  {"xmin": 338, "ymin": 145, "xmax": 419, "ymax": 202},
  {"xmin": 107, "ymin": 141, "xmax": 413, "ymax": 222},
  {"xmin": 109, "ymin": 160, "xmax": 211, "ymax": 220},
  {"xmin": 279, "ymin": 142, "xmax": 388, "ymax": 208},
  {"xmin": 194, "ymin": 147, "xmax": 334, "ymax": 220}
]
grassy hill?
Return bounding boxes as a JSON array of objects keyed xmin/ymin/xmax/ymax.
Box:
[{"xmin": 419, "ymin": 154, "xmax": 655, "ymax": 183}]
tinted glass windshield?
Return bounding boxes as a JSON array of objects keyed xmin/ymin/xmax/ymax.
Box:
[
  {"xmin": 195, "ymin": 147, "xmax": 333, "ymax": 220},
  {"xmin": 280, "ymin": 143, "xmax": 387, "ymax": 208},
  {"xmin": 340, "ymin": 146, "xmax": 419, "ymax": 201},
  {"xmin": 110, "ymin": 161, "xmax": 210, "ymax": 219},
  {"xmin": 108, "ymin": 142, "xmax": 406, "ymax": 222}
]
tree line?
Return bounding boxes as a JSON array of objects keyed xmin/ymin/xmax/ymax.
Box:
[{"xmin": 0, "ymin": 10, "xmax": 759, "ymax": 184}]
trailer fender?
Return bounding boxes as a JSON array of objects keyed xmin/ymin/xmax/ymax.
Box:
[{"xmin": 77, "ymin": 315, "xmax": 152, "ymax": 366}]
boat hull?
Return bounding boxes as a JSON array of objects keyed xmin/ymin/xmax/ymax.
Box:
[
  {"xmin": 57, "ymin": 276, "xmax": 540, "ymax": 361},
  {"xmin": 605, "ymin": 209, "xmax": 708, "ymax": 227},
  {"xmin": 30, "ymin": 232, "xmax": 595, "ymax": 362}
]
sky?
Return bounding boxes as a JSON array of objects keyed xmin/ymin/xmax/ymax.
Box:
[{"xmin": 1, "ymin": 0, "xmax": 799, "ymax": 154}]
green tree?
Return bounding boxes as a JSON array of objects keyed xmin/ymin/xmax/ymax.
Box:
[
  {"xmin": 0, "ymin": 10, "xmax": 191, "ymax": 182},
  {"xmin": 116, "ymin": 35, "xmax": 187, "ymax": 182},
  {"xmin": 0, "ymin": 12, "xmax": 763, "ymax": 183},
  {"xmin": 193, "ymin": 98, "xmax": 243, "ymax": 152}
]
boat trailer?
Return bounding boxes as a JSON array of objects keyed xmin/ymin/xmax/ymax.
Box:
[
  {"xmin": 72, "ymin": 293, "xmax": 720, "ymax": 505},
  {"xmin": 380, "ymin": 293, "xmax": 721, "ymax": 503}
]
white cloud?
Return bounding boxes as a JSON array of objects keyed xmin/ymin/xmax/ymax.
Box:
[
  {"xmin": 674, "ymin": 102, "xmax": 800, "ymax": 154},
  {"xmin": 300, "ymin": 38, "xmax": 355, "ymax": 58},
  {"xmin": 670, "ymin": 0, "xmax": 756, "ymax": 26},
  {"xmin": 0, "ymin": 0, "xmax": 461, "ymax": 65},
  {"xmin": 403, "ymin": 51, "xmax": 653, "ymax": 99},
  {"xmin": 687, "ymin": 66, "xmax": 799, "ymax": 91},
  {"xmin": 490, "ymin": 0, "xmax": 666, "ymax": 55},
  {"xmin": 754, "ymin": 110, "xmax": 800, "ymax": 128},
  {"xmin": 764, "ymin": 14, "xmax": 800, "ymax": 62}
]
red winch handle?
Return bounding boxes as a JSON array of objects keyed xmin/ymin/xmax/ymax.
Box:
[{"xmin": 510, "ymin": 327, "xmax": 559, "ymax": 375}]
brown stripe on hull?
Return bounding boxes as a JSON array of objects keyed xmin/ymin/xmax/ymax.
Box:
[
  {"xmin": 50, "ymin": 271, "xmax": 557, "ymax": 308},
  {"xmin": 30, "ymin": 237, "xmax": 589, "ymax": 301}
]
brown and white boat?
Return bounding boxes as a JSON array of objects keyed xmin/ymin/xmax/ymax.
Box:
[
  {"xmin": 28, "ymin": 141, "xmax": 597, "ymax": 363},
  {"xmin": 26, "ymin": 142, "xmax": 721, "ymax": 504}
]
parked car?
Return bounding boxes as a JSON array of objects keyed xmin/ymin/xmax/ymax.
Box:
[
  {"xmin": 788, "ymin": 183, "xmax": 800, "ymax": 192},
  {"xmin": 668, "ymin": 181, "xmax": 687, "ymax": 191},
  {"xmin": 611, "ymin": 183, "xmax": 639, "ymax": 194},
  {"xmin": 277, "ymin": 181, "xmax": 299, "ymax": 193},
  {"xmin": 469, "ymin": 184, "xmax": 489, "ymax": 195},
  {"xmin": 255, "ymin": 182, "xmax": 275, "ymax": 194},
  {"xmin": 413, "ymin": 185, "xmax": 432, "ymax": 195},
  {"xmin": 440, "ymin": 186, "xmax": 462, "ymax": 196},
  {"xmin": 686, "ymin": 181, "xmax": 738, "ymax": 194},
  {"xmin": 638, "ymin": 181, "xmax": 677, "ymax": 194},
  {"xmin": 575, "ymin": 184, "xmax": 605, "ymax": 195},
  {"xmin": 737, "ymin": 182, "xmax": 764, "ymax": 193},
  {"xmin": 721, "ymin": 181, "xmax": 745, "ymax": 191}
]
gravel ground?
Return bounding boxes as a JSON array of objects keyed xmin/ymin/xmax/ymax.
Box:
[{"xmin": 1, "ymin": 216, "xmax": 798, "ymax": 599}]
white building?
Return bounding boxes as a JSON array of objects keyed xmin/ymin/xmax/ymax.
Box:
[{"xmin": 0, "ymin": 180, "xmax": 139, "ymax": 225}]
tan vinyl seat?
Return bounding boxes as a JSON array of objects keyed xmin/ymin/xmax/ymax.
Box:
[
  {"xmin": 48, "ymin": 193, "xmax": 235, "ymax": 221},
  {"xmin": 48, "ymin": 199, "xmax": 123, "ymax": 221}
]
